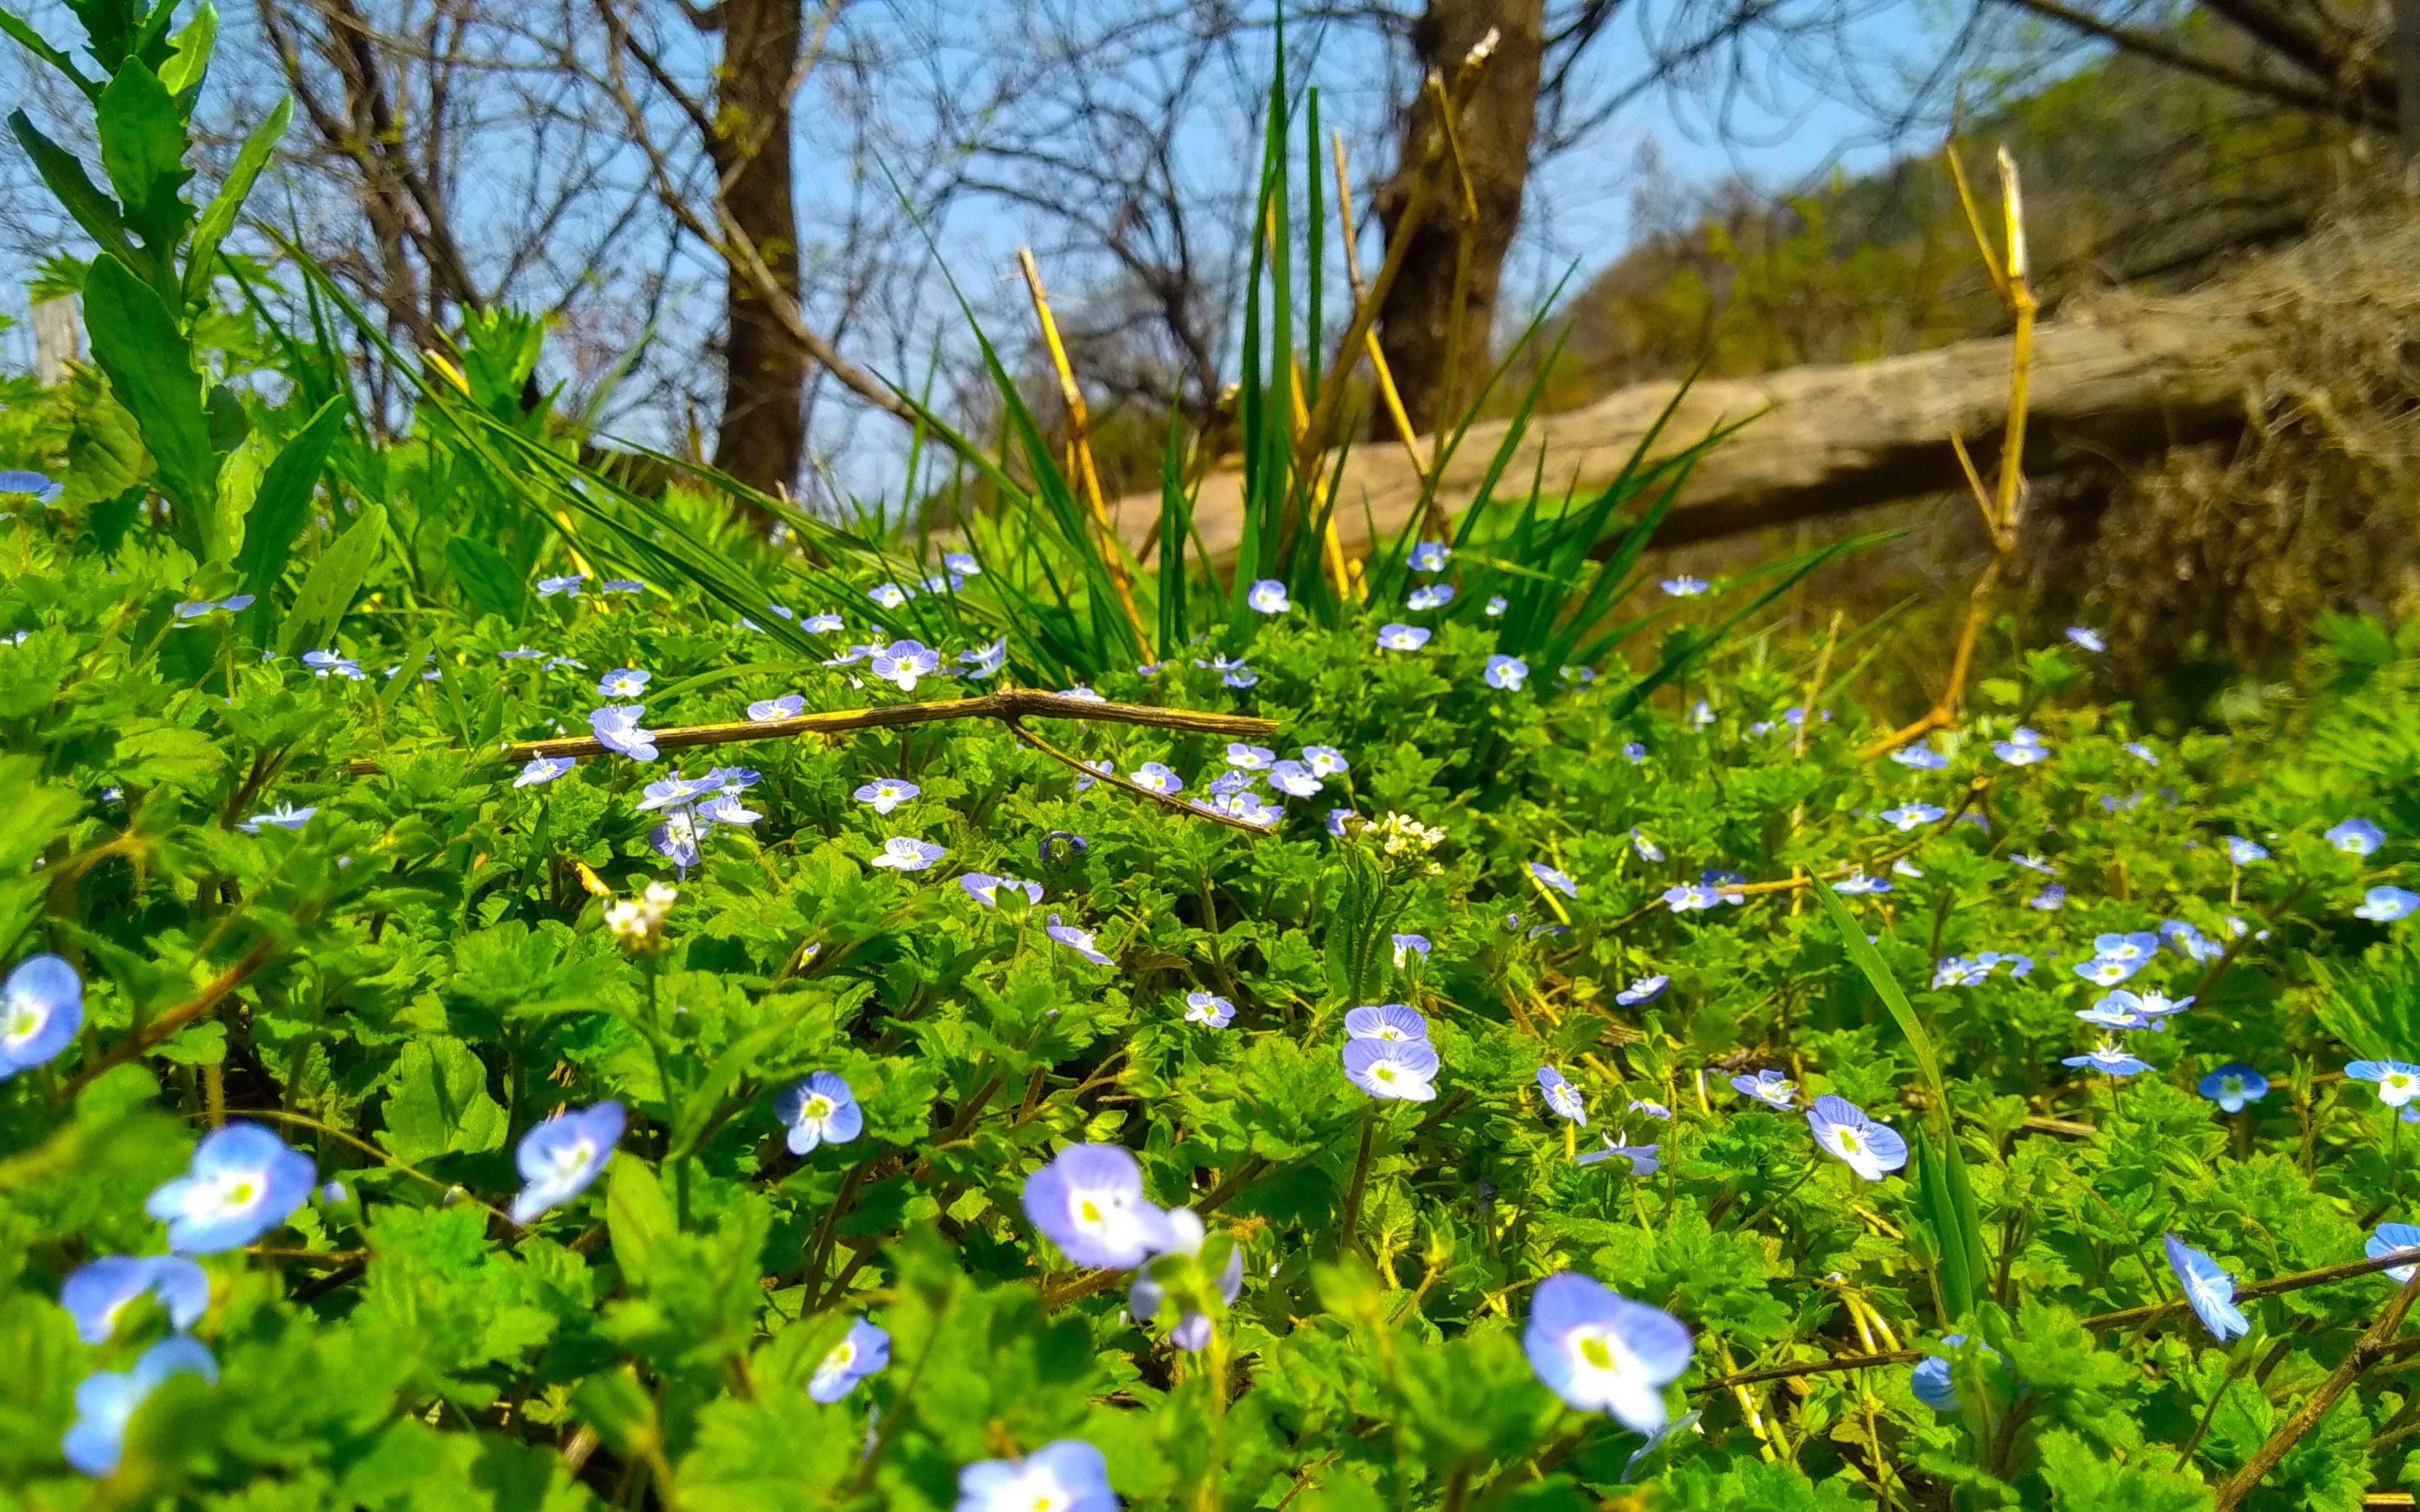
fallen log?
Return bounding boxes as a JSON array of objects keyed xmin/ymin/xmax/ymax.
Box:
[{"xmin": 1116, "ymin": 286, "xmax": 2282, "ymax": 562}]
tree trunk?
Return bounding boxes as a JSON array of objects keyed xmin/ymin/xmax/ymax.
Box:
[
  {"xmin": 1370, "ymin": 0, "xmax": 1546, "ymax": 435},
  {"xmin": 707, "ymin": 0, "xmax": 809, "ymax": 500}
]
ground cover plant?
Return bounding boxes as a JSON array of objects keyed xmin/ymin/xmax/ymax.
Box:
[{"xmin": 15, "ymin": 5, "xmax": 2420, "ymax": 1510}]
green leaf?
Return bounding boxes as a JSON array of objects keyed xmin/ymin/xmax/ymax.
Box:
[
  {"xmin": 96, "ymin": 61, "xmax": 192, "ymax": 258},
  {"xmin": 606, "ymin": 1157, "xmax": 677, "ymax": 1274},
  {"xmin": 233, "ymin": 395, "xmax": 344, "ymax": 608},
  {"xmin": 0, "ymin": 12, "xmax": 101, "ymax": 96},
  {"xmin": 281, "ymin": 503, "xmax": 388, "ymax": 655},
  {"xmin": 378, "ymin": 1036, "xmax": 508, "ymax": 1165},
  {"xmin": 443, "ymin": 534, "xmax": 528, "ymax": 622},
  {"xmin": 157, "ymin": 0, "xmax": 214, "ymax": 96},
  {"xmin": 83, "ymin": 251, "xmax": 217, "ymax": 548},
  {"xmin": 8, "ymin": 110, "xmax": 140, "ymax": 271},
  {"xmin": 184, "ymin": 95, "xmax": 285, "ymax": 307}
]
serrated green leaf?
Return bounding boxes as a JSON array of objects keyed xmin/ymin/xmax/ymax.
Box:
[{"xmin": 84, "ymin": 251, "xmax": 217, "ymax": 549}]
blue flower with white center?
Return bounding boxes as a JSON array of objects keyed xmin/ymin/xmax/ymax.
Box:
[
  {"xmin": 1731, "ymin": 1069, "xmax": 1796, "ymax": 1109},
  {"xmin": 1325, "ymin": 807, "xmax": 1356, "ymax": 837},
  {"xmin": 746, "ymin": 694, "xmax": 805, "ymax": 722},
  {"xmin": 1184, "ymin": 990, "xmax": 1234, "ymax": 1028},
  {"xmin": 1130, "ymin": 761, "xmax": 1183, "ymax": 796},
  {"xmin": 2, "ymin": 954, "xmax": 82, "ymax": 1077},
  {"xmin": 1836, "ymin": 871, "xmax": 1890, "ymax": 895},
  {"xmin": 1302, "ymin": 745, "xmax": 1348, "ymax": 777},
  {"xmin": 508, "ymin": 1102, "xmax": 623, "ymax": 1224},
  {"xmin": 1408, "ymin": 540, "xmax": 1451, "ymax": 572},
  {"xmin": 2094, "ymin": 930, "xmax": 2159, "ymax": 963},
  {"xmin": 536, "ymin": 573, "xmax": 586, "ymax": 597},
  {"xmin": 1879, "ymin": 803, "xmax": 1945, "ymax": 831},
  {"xmin": 2077, "ymin": 996, "xmax": 2147, "ymax": 1031},
  {"xmin": 2066, "ymin": 626, "xmax": 2105, "ymax": 652},
  {"xmin": 869, "ymin": 640, "xmax": 941, "ymax": 691},
  {"xmin": 1992, "ymin": 729, "xmax": 2050, "ymax": 765},
  {"xmin": 2063, "ymin": 1040, "xmax": 2152, "ymax": 1078},
  {"xmin": 1523, "ymin": 1271, "xmax": 1693, "ymax": 1432},
  {"xmin": 514, "ymin": 756, "xmax": 575, "ymax": 788},
  {"xmin": 635, "ymin": 773, "xmax": 722, "ymax": 813},
  {"xmin": 1976, "ymin": 949, "xmax": 2033, "ymax": 978},
  {"xmin": 775, "ymin": 1071, "xmax": 862, "ymax": 1155},
  {"xmin": 1206, "ymin": 769, "xmax": 1254, "ymax": 797},
  {"xmin": 1616, "ymin": 974, "xmax": 1668, "ymax": 1006},
  {"xmin": 2369, "ymin": 1223, "xmax": 2420, "ymax": 1284},
  {"xmin": 63, "ymin": 1335, "xmax": 217, "ymax": 1478},
  {"xmin": 870, "ymin": 837, "xmax": 946, "ymax": 872},
  {"xmin": 2011, "ymin": 853, "xmax": 2056, "ymax": 877},
  {"xmin": 1806, "ymin": 1095, "xmax": 1907, "ymax": 1180},
  {"xmin": 959, "ymin": 873, "xmax": 1043, "ymax": 908},
  {"xmin": 2165, "ymin": 1233, "xmax": 2250, "ymax": 1341},
  {"xmin": 1530, "ymin": 861, "xmax": 1579, "ymax": 899},
  {"xmin": 1577, "ymin": 1139, "xmax": 1662, "ymax": 1175},
  {"xmin": 1129, "ymin": 1206, "xmax": 1243, "ymax": 1351},
  {"xmin": 498, "ymin": 645, "xmax": 547, "ymax": 662},
  {"xmin": 2073, "ymin": 955, "xmax": 2138, "ymax": 987},
  {"xmin": 2225, "ymin": 836, "xmax": 2268, "ymax": 865},
  {"xmin": 697, "ymin": 793, "xmax": 760, "ymax": 829},
  {"xmin": 2161, "ymin": 919, "xmax": 2220, "ymax": 961},
  {"xmin": 853, "ymin": 778, "xmax": 919, "ymax": 813},
  {"xmin": 954, "ymin": 1439, "xmax": 1116, "ymax": 1512},
  {"xmin": 2349, "ymin": 1060, "xmax": 2420, "ymax": 1118},
  {"xmin": 1375, "ymin": 622, "xmax": 1430, "ymax": 651},
  {"xmin": 1537, "ymin": 1064, "xmax": 1588, "ymax": 1125},
  {"xmin": 0, "ymin": 468, "xmax": 62, "ymax": 502},
  {"xmin": 1225, "ymin": 743, "xmax": 1274, "ymax": 770},
  {"xmin": 1891, "ymin": 743, "xmax": 1949, "ymax": 769},
  {"xmin": 1481, "ymin": 654, "xmax": 1532, "ymax": 692},
  {"xmin": 2199, "ymin": 1063, "xmax": 2270, "ymax": 1112},
  {"xmin": 1045, "ymin": 915, "xmax": 1116, "ymax": 968},
  {"xmin": 795, "ymin": 611, "xmax": 841, "ymax": 633},
  {"xmin": 1893, "ymin": 859, "xmax": 1925, "ymax": 878},
  {"xmin": 1073, "ymin": 758, "xmax": 1115, "ymax": 794},
  {"xmin": 1021, "ymin": 1143, "xmax": 1171, "ymax": 1269},
  {"xmin": 706, "ymin": 766, "xmax": 759, "ymax": 794},
  {"xmin": 1663, "ymin": 882, "xmax": 1719, "ymax": 912},
  {"xmin": 866, "ymin": 582, "xmax": 911, "ymax": 608},
  {"xmin": 1407, "ymin": 584, "xmax": 1454, "ymax": 610},
  {"xmin": 59, "ymin": 1255, "xmax": 210, "ymax": 1344},
  {"xmin": 1345, "ymin": 1004, "xmax": 1429, "ymax": 1042},
  {"xmin": 1343, "ymin": 1036, "xmax": 1439, "ymax": 1101},
  {"xmin": 2328, "ymin": 817, "xmax": 2386, "ymax": 856},
  {"xmin": 238, "ymin": 802, "xmax": 317, "ymax": 834},
  {"xmin": 957, "ymin": 639, "xmax": 1007, "ymax": 679},
  {"xmin": 1910, "ymin": 1334, "xmax": 2005, "ymax": 1412},
  {"xmin": 144, "ymin": 1123, "xmax": 316, "ymax": 1253},
  {"xmin": 2127, "ymin": 988, "xmax": 2194, "ymax": 1026},
  {"xmin": 2359, "ymin": 886, "xmax": 2420, "ymax": 922},
  {"xmin": 1485, "ymin": 594, "xmax": 1508, "ymax": 616},
  {"xmin": 1246, "ymin": 578, "xmax": 1291, "ymax": 613},
  {"xmin": 597, "ymin": 667, "xmax": 649, "ymax": 698},
  {"xmin": 590, "ymin": 705, "xmax": 658, "ymax": 761},
  {"xmin": 940, "ymin": 550, "xmax": 981, "ymax": 576},
  {"xmin": 2121, "ymin": 740, "xmax": 2159, "ymax": 765},
  {"xmin": 2028, "ymin": 883, "xmax": 2067, "ymax": 910},
  {"xmin": 808, "ymin": 1318, "xmax": 890, "ymax": 1403},
  {"xmin": 1630, "ymin": 1099, "xmax": 1672, "ymax": 1120},
  {"xmin": 1267, "ymin": 760, "xmax": 1321, "ymax": 798},
  {"xmin": 1391, "ymin": 932, "xmax": 1431, "ymax": 966},
  {"xmin": 1660, "ymin": 575, "xmax": 1708, "ymax": 598}
]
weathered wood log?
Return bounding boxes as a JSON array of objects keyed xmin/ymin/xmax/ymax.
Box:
[{"xmin": 1116, "ymin": 291, "xmax": 2281, "ymax": 562}]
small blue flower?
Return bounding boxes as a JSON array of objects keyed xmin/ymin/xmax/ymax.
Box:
[
  {"xmin": 58, "ymin": 1255, "xmax": 210, "ymax": 1344},
  {"xmin": 1268, "ymin": 760, "xmax": 1322, "ymax": 798},
  {"xmin": 1485, "ymin": 594, "xmax": 1508, "ymax": 616},
  {"xmin": 1342, "ymin": 1036, "xmax": 1439, "ymax": 1101},
  {"xmin": 2368, "ymin": 1223, "xmax": 2420, "ymax": 1284},
  {"xmin": 1045, "ymin": 915, "xmax": 1116, "ymax": 968},
  {"xmin": 2165, "ymin": 1233, "xmax": 2250, "ymax": 1341},
  {"xmin": 1224, "ymin": 743, "xmax": 1274, "ymax": 771},
  {"xmin": 1806, "ymin": 1095, "xmax": 1908, "ymax": 1181},
  {"xmin": 2063, "ymin": 1040, "xmax": 2152, "ymax": 1077},
  {"xmin": 2125, "ymin": 740, "xmax": 2160, "ymax": 764},
  {"xmin": 870, "ymin": 837, "xmax": 946, "ymax": 872},
  {"xmin": 1622, "ymin": 742, "xmax": 1647, "ymax": 763},
  {"xmin": 957, "ymin": 639, "xmax": 1008, "ymax": 679},
  {"xmin": 955, "ymin": 1439, "xmax": 1116, "ymax": 1512},
  {"xmin": 1375, "ymin": 623, "xmax": 1431, "ymax": 651},
  {"xmin": 1536, "ymin": 1064, "xmax": 1588, "ymax": 1125},
  {"xmin": 2094, "ymin": 931, "xmax": 2160, "ymax": 963},
  {"xmin": 1660, "ymin": 575, "xmax": 1708, "ymax": 598},
  {"xmin": 2225, "ymin": 836, "xmax": 2268, "ymax": 866},
  {"xmin": 1835, "ymin": 871, "xmax": 1890, "ymax": 895},
  {"xmin": 144, "ymin": 1123, "xmax": 316, "ymax": 1252},
  {"xmin": 1879, "ymin": 804, "xmax": 1945, "ymax": 831},
  {"xmin": 0, "ymin": 468, "xmax": 63, "ymax": 502},
  {"xmin": 1731, "ymin": 1069, "xmax": 1796, "ymax": 1110},
  {"xmin": 1302, "ymin": 746, "xmax": 1349, "ymax": 777},
  {"xmin": 697, "ymin": 792, "xmax": 759, "ymax": 827},
  {"xmin": 2029, "ymin": 883, "xmax": 2067, "ymax": 911},
  {"xmin": 63, "ymin": 1335, "xmax": 217, "ymax": 1477},
  {"xmin": 2065, "ymin": 626, "xmax": 2105, "ymax": 652},
  {"xmin": 2327, "ymin": 817, "xmax": 2386, "ymax": 856},
  {"xmin": 1576, "ymin": 1139, "xmax": 1662, "ymax": 1175},
  {"xmin": 2358, "ymin": 886, "xmax": 2420, "ymax": 923},
  {"xmin": 238, "ymin": 802, "xmax": 317, "ymax": 834},
  {"xmin": 1628, "ymin": 829, "xmax": 1665, "ymax": 863},
  {"xmin": 800, "ymin": 611, "xmax": 843, "ymax": 632},
  {"xmin": 590, "ymin": 705, "xmax": 658, "ymax": 762},
  {"xmin": 1615, "ymin": 974, "xmax": 1668, "ymax": 1006},
  {"xmin": 1129, "ymin": 1206, "xmax": 1242, "ymax": 1350},
  {"xmin": 959, "ymin": 872, "xmax": 1043, "ymax": 908},
  {"xmin": 1391, "ymin": 932, "xmax": 1431, "ymax": 966},
  {"xmin": 1408, "ymin": 540, "xmax": 1451, "ymax": 572},
  {"xmin": 597, "ymin": 668, "xmax": 650, "ymax": 698},
  {"xmin": 1404, "ymin": 584, "xmax": 1453, "ymax": 612},
  {"xmin": 2161, "ymin": 919, "xmax": 2221, "ymax": 961},
  {"xmin": 809, "ymin": 1318, "xmax": 891, "ymax": 1403},
  {"xmin": 1992, "ymin": 729, "xmax": 2050, "ymax": 766},
  {"xmin": 2, "ymin": 953, "xmax": 83, "ymax": 1077},
  {"xmin": 1530, "ymin": 861, "xmax": 1579, "ymax": 899},
  {"xmin": 1910, "ymin": 1333, "xmax": 2004, "ymax": 1412},
  {"xmin": 1021, "ymin": 1144, "xmax": 1171, "ymax": 1269},
  {"xmin": 2199, "ymin": 1063, "xmax": 2270, "ymax": 1112},
  {"xmin": 1184, "ymin": 990, "xmax": 1234, "ymax": 1028},
  {"xmin": 1345, "ymin": 1004, "xmax": 1429, "ymax": 1042},
  {"xmin": 1037, "ymin": 831, "xmax": 1089, "ymax": 868},
  {"xmin": 1325, "ymin": 807, "xmax": 1356, "ymax": 837},
  {"xmin": 2073, "ymin": 954, "xmax": 2142, "ymax": 987},
  {"xmin": 635, "ymin": 773, "xmax": 722, "ymax": 813},
  {"xmin": 498, "ymin": 645, "xmax": 546, "ymax": 662},
  {"xmin": 1891, "ymin": 743, "xmax": 1949, "ymax": 770},
  {"xmin": 854, "ymin": 778, "xmax": 919, "ymax": 813},
  {"xmin": 1246, "ymin": 579, "xmax": 1291, "ymax": 613},
  {"xmin": 536, "ymin": 573, "xmax": 587, "ymax": 598},
  {"xmin": 1522, "ymin": 1271, "xmax": 1693, "ymax": 1432},
  {"xmin": 602, "ymin": 578, "xmax": 645, "ymax": 593},
  {"xmin": 1663, "ymin": 882, "xmax": 1720, "ymax": 912},
  {"xmin": 508, "ymin": 1102, "xmax": 624, "ymax": 1223},
  {"xmin": 746, "ymin": 694, "xmax": 805, "ymax": 722},
  {"xmin": 2350, "ymin": 1059, "xmax": 2420, "ymax": 1114},
  {"xmin": 870, "ymin": 640, "xmax": 942, "ymax": 691},
  {"xmin": 867, "ymin": 582, "xmax": 912, "ymax": 608},
  {"xmin": 775, "ymin": 1071, "xmax": 862, "ymax": 1155},
  {"xmin": 1484, "ymin": 654, "xmax": 1528, "ymax": 690},
  {"xmin": 303, "ymin": 648, "xmax": 364, "ymax": 679},
  {"xmin": 515, "ymin": 756, "xmax": 576, "ymax": 788}
]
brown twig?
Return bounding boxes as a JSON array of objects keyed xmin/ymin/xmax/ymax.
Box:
[
  {"xmin": 2214, "ymin": 1268, "xmax": 2420, "ymax": 1510},
  {"xmin": 1005, "ymin": 718, "xmax": 1276, "ymax": 836},
  {"xmin": 64, "ymin": 941, "xmax": 275, "ymax": 1098}
]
